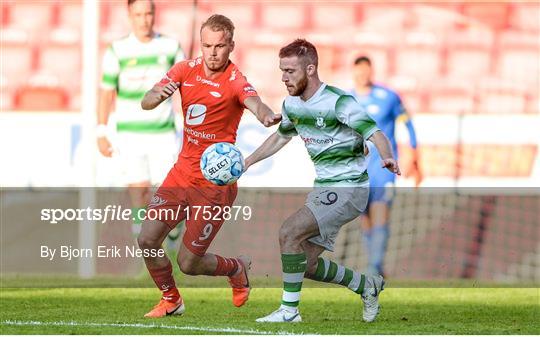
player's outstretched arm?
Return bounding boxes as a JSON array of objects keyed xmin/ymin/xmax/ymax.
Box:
[
  {"xmin": 244, "ymin": 132, "xmax": 291, "ymax": 171},
  {"xmin": 244, "ymin": 96, "xmax": 282, "ymax": 127},
  {"xmin": 141, "ymin": 82, "xmax": 179, "ymax": 110},
  {"xmin": 368, "ymin": 131, "xmax": 401, "ymax": 175}
]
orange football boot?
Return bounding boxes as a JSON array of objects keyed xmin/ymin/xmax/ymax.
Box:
[
  {"xmin": 144, "ymin": 298, "xmax": 185, "ymax": 318},
  {"xmin": 228, "ymin": 256, "xmax": 251, "ymax": 307}
]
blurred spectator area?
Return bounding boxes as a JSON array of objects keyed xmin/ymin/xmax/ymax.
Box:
[
  {"xmin": 398, "ymin": 144, "xmax": 538, "ymax": 178},
  {"xmin": 1, "ymin": 1, "xmax": 538, "ymax": 114}
]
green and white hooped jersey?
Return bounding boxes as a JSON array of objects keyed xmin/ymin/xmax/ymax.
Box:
[
  {"xmin": 278, "ymin": 84, "xmax": 380, "ymax": 186},
  {"xmin": 101, "ymin": 33, "xmax": 185, "ymax": 133}
]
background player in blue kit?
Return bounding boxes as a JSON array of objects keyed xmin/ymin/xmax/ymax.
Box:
[{"xmin": 350, "ymin": 56, "xmax": 423, "ymax": 276}]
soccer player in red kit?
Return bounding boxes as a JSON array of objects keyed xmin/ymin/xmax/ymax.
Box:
[{"xmin": 139, "ymin": 14, "xmax": 281, "ymax": 318}]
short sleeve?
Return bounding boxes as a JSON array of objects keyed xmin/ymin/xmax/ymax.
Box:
[
  {"xmin": 156, "ymin": 61, "xmax": 185, "ymax": 87},
  {"xmin": 231, "ymin": 72, "xmax": 259, "ymax": 106},
  {"xmin": 101, "ymin": 45, "xmax": 119, "ymax": 90},
  {"xmin": 336, "ymin": 95, "xmax": 379, "ymax": 139},
  {"xmin": 277, "ymin": 102, "xmax": 298, "ymax": 138}
]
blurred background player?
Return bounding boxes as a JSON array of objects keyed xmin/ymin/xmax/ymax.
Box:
[
  {"xmin": 138, "ymin": 14, "xmax": 281, "ymax": 318},
  {"xmin": 246, "ymin": 39, "xmax": 399, "ymax": 323},
  {"xmin": 96, "ymin": 0, "xmax": 185, "ymax": 249},
  {"xmin": 349, "ymin": 56, "xmax": 423, "ymax": 277}
]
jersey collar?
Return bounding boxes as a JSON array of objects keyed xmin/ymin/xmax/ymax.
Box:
[
  {"xmin": 199, "ymin": 60, "xmax": 234, "ymax": 82},
  {"xmin": 128, "ymin": 32, "xmax": 158, "ymax": 44},
  {"xmin": 303, "ymin": 82, "xmax": 326, "ymax": 104}
]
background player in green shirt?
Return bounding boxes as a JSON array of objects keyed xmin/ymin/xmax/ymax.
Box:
[{"xmin": 96, "ymin": 0, "xmax": 184, "ymax": 248}]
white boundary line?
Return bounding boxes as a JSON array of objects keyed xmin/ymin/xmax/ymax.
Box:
[{"xmin": 1, "ymin": 320, "xmax": 306, "ymax": 335}]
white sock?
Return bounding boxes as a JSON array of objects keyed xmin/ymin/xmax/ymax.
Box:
[
  {"xmin": 362, "ymin": 275, "xmax": 376, "ymax": 296},
  {"xmin": 280, "ymin": 304, "xmax": 298, "ymax": 313}
]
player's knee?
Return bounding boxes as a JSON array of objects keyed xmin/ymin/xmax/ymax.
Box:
[
  {"xmin": 178, "ymin": 257, "xmax": 198, "ymax": 275},
  {"xmin": 137, "ymin": 233, "xmax": 161, "ymax": 250},
  {"xmin": 279, "ymin": 223, "xmax": 303, "ymax": 249}
]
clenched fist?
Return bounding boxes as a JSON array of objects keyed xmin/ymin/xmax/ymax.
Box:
[
  {"xmin": 158, "ymin": 81, "xmax": 180, "ymax": 99},
  {"xmin": 381, "ymin": 158, "xmax": 401, "ymax": 175},
  {"xmin": 141, "ymin": 82, "xmax": 180, "ymax": 110}
]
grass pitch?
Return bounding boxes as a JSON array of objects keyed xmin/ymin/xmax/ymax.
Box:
[{"xmin": 1, "ymin": 282, "xmax": 538, "ymax": 335}]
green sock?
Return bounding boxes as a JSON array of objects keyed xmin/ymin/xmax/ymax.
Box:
[
  {"xmin": 312, "ymin": 257, "xmax": 366, "ymax": 295},
  {"xmin": 281, "ymin": 253, "xmax": 307, "ymax": 308}
]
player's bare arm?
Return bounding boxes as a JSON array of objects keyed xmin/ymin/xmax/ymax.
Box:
[
  {"xmin": 408, "ymin": 146, "xmax": 423, "ymax": 186},
  {"xmin": 368, "ymin": 131, "xmax": 401, "ymax": 175},
  {"xmin": 409, "ymin": 148, "xmax": 422, "ymax": 186},
  {"xmin": 244, "ymin": 132, "xmax": 291, "ymax": 170},
  {"xmin": 243, "ymin": 96, "xmax": 282, "ymax": 127},
  {"xmin": 398, "ymin": 112, "xmax": 422, "ymax": 185},
  {"xmin": 96, "ymin": 88, "xmax": 115, "ymax": 157},
  {"xmin": 141, "ymin": 81, "xmax": 179, "ymax": 110}
]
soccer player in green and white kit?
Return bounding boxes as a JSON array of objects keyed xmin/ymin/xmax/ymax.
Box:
[
  {"xmin": 245, "ymin": 39, "xmax": 400, "ymax": 323},
  {"xmin": 97, "ymin": 0, "xmax": 184, "ymax": 248}
]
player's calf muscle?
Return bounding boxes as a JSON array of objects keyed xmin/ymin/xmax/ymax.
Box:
[
  {"xmin": 279, "ymin": 225, "xmax": 310, "ymax": 252},
  {"xmin": 298, "ymin": 245, "xmax": 321, "ymax": 276},
  {"xmin": 279, "ymin": 211, "xmax": 319, "ymax": 251},
  {"xmin": 178, "ymin": 251, "xmax": 216, "ymax": 276},
  {"xmin": 304, "ymin": 259, "xmax": 319, "ymax": 277},
  {"xmin": 178, "ymin": 257, "xmax": 199, "ymax": 275}
]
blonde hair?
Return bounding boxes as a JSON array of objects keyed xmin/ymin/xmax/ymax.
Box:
[{"xmin": 200, "ymin": 14, "xmax": 235, "ymax": 41}]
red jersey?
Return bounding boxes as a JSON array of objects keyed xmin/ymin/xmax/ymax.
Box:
[{"xmin": 157, "ymin": 57, "xmax": 258, "ymax": 181}]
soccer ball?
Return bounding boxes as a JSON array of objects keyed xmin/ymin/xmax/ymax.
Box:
[{"xmin": 200, "ymin": 142, "xmax": 245, "ymax": 186}]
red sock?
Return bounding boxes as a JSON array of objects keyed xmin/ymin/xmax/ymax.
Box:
[
  {"xmin": 148, "ymin": 261, "xmax": 180, "ymax": 302},
  {"xmin": 214, "ymin": 255, "xmax": 239, "ymax": 277}
]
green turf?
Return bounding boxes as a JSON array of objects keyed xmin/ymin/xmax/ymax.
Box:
[
  {"xmin": 1, "ymin": 286, "xmax": 538, "ymax": 334},
  {"xmin": 2, "ymin": 274, "xmax": 537, "ymax": 289}
]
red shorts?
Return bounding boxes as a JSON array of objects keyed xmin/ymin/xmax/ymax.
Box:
[{"xmin": 148, "ymin": 168, "xmax": 237, "ymax": 256}]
